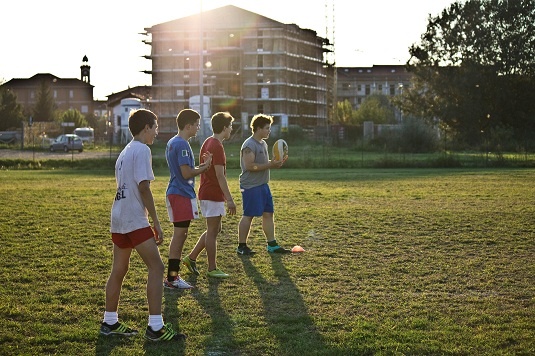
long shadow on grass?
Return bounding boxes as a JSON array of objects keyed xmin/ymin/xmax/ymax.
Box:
[
  {"xmin": 189, "ymin": 278, "xmax": 237, "ymax": 354},
  {"xmin": 156, "ymin": 278, "xmax": 235, "ymax": 355},
  {"xmin": 141, "ymin": 289, "xmax": 188, "ymax": 355},
  {"xmin": 95, "ymin": 333, "xmax": 137, "ymax": 355},
  {"xmin": 240, "ymin": 255, "xmax": 337, "ymax": 354}
]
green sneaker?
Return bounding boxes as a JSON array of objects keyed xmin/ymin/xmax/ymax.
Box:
[
  {"xmin": 182, "ymin": 255, "xmax": 200, "ymax": 276},
  {"xmin": 144, "ymin": 323, "xmax": 186, "ymax": 342},
  {"xmin": 100, "ymin": 321, "xmax": 138, "ymax": 336},
  {"xmin": 206, "ymin": 268, "xmax": 229, "ymax": 278}
]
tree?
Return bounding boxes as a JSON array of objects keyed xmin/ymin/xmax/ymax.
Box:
[
  {"xmin": 354, "ymin": 94, "xmax": 396, "ymax": 125},
  {"xmin": 335, "ymin": 100, "xmax": 358, "ymax": 125},
  {"xmin": 0, "ymin": 86, "xmax": 25, "ymax": 130},
  {"xmin": 405, "ymin": 0, "xmax": 535, "ymax": 146},
  {"xmin": 32, "ymin": 80, "xmax": 56, "ymax": 122},
  {"xmin": 57, "ymin": 109, "xmax": 88, "ymax": 131},
  {"xmin": 84, "ymin": 112, "xmax": 98, "ymax": 129}
]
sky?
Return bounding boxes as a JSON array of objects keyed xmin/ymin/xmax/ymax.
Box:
[{"xmin": 1, "ymin": 0, "xmax": 456, "ymax": 100}]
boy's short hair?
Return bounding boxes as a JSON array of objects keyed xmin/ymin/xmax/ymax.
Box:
[
  {"xmin": 211, "ymin": 112, "xmax": 234, "ymax": 134},
  {"xmin": 250, "ymin": 114, "xmax": 273, "ymax": 132},
  {"xmin": 129, "ymin": 109, "xmax": 157, "ymax": 136},
  {"xmin": 176, "ymin": 109, "xmax": 201, "ymax": 130}
]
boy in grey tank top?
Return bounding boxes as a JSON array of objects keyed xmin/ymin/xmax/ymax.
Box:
[{"xmin": 236, "ymin": 114, "xmax": 290, "ymax": 255}]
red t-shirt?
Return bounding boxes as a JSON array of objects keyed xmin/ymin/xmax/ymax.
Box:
[{"xmin": 199, "ymin": 137, "xmax": 226, "ymax": 201}]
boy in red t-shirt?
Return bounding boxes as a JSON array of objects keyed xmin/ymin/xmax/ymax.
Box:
[{"xmin": 182, "ymin": 112, "xmax": 236, "ymax": 278}]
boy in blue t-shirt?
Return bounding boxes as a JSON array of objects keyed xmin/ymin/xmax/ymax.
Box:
[{"xmin": 164, "ymin": 109, "xmax": 212, "ymax": 289}]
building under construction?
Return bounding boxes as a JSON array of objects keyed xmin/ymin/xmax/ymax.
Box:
[{"xmin": 142, "ymin": 5, "xmax": 332, "ymax": 139}]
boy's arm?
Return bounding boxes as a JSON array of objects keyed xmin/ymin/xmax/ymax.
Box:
[
  {"xmin": 214, "ymin": 164, "xmax": 236, "ymax": 215},
  {"xmin": 180, "ymin": 162, "xmax": 209, "ymax": 179},
  {"xmin": 138, "ymin": 180, "xmax": 164, "ymax": 245},
  {"xmin": 241, "ymin": 147, "xmax": 283, "ymax": 171},
  {"xmin": 180, "ymin": 152, "xmax": 212, "ymax": 179}
]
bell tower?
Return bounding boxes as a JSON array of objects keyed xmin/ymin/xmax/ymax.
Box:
[{"xmin": 80, "ymin": 55, "xmax": 90, "ymax": 83}]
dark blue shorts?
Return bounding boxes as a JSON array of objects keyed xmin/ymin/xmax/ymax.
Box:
[{"xmin": 241, "ymin": 184, "xmax": 274, "ymax": 217}]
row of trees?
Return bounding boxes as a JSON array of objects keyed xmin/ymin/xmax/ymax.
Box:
[
  {"xmin": 400, "ymin": 0, "xmax": 535, "ymax": 146},
  {"xmin": 335, "ymin": 94, "xmax": 398, "ymax": 126},
  {"xmin": 333, "ymin": 0, "xmax": 534, "ymax": 150}
]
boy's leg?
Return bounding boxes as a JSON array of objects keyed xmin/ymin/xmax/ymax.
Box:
[
  {"xmin": 205, "ymin": 216, "xmax": 222, "ymax": 271},
  {"xmin": 168, "ymin": 226, "xmax": 188, "ymax": 260},
  {"xmin": 261, "ymin": 184, "xmax": 275, "ymax": 243},
  {"xmin": 189, "ymin": 231, "xmax": 206, "ymax": 261},
  {"xmin": 135, "ymin": 238, "xmax": 165, "ymax": 315},
  {"xmin": 183, "ymin": 230, "xmax": 203, "ymax": 276},
  {"xmin": 105, "ymin": 245, "xmax": 132, "ymax": 313},
  {"xmin": 165, "ymin": 224, "xmax": 194, "ymax": 289},
  {"xmin": 239, "ymin": 187, "xmax": 255, "ymax": 245},
  {"xmin": 238, "ymin": 215, "xmax": 254, "ymax": 244},
  {"xmin": 237, "ymin": 215, "xmax": 255, "ymax": 255},
  {"xmin": 136, "ymin": 235, "xmax": 188, "ymax": 342},
  {"xmin": 262, "ymin": 212, "xmax": 275, "ymax": 242},
  {"xmin": 262, "ymin": 213, "xmax": 290, "ymax": 254},
  {"xmin": 166, "ymin": 194, "xmax": 197, "ymax": 264}
]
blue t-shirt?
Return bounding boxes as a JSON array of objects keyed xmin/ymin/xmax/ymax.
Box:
[{"xmin": 165, "ymin": 135, "xmax": 196, "ymax": 198}]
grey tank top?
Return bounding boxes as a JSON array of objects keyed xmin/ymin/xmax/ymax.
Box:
[{"xmin": 239, "ymin": 136, "xmax": 270, "ymax": 189}]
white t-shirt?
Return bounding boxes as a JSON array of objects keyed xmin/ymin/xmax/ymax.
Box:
[{"xmin": 110, "ymin": 140, "xmax": 155, "ymax": 234}]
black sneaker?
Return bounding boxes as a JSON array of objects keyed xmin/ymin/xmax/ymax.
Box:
[
  {"xmin": 100, "ymin": 321, "xmax": 138, "ymax": 336},
  {"xmin": 144, "ymin": 323, "xmax": 186, "ymax": 342},
  {"xmin": 236, "ymin": 245, "xmax": 256, "ymax": 255}
]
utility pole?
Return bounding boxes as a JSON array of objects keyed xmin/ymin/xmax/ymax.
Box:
[
  {"xmin": 325, "ymin": 0, "xmax": 336, "ymax": 129},
  {"xmin": 199, "ymin": 1, "xmax": 205, "ymax": 142}
]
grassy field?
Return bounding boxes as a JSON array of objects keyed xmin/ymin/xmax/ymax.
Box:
[
  {"xmin": 3, "ymin": 139, "xmax": 535, "ymax": 169},
  {"xmin": 0, "ymin": 168, "xmax": 534, "ymax": 355}
]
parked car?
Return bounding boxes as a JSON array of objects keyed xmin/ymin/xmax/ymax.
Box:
[
  {"xmin": 0, "ymin": 131, "xmax": 21, "ymax": 144},
  {"xmin": 49, "ymin": 134, "xmax": 84, "ymax": 152}
]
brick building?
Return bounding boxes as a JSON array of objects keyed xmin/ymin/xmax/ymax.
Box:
[{"xmin": 2, "ymin": 56, "xmax": 94, "ymax": 119}]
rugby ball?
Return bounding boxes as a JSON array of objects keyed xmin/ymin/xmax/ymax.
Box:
[{"xmin": 272, "ymin": 139, "xmax": 288, "ymax": 161}]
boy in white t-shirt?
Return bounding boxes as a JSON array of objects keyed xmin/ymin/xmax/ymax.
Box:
[{"xmin": 101, "ymin": 109, "xmax": 185, "ymax": 342}]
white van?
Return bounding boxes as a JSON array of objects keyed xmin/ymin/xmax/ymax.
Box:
[{"xmin": 73, "ymin": 127, "xmax": 94, "ymax": 143}]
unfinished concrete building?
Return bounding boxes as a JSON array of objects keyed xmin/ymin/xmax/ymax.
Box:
[{"xmin": 142, "ymin": 5, "xmax": 332, "ymax": 139}]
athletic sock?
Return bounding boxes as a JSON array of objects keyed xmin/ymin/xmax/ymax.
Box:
[
  {"xmin": 148, "ymin": 315, "xmax": 164, "ymax": 332},
  {"xmin": 267, "ymin": 240, "xmax": 278, "ymax": 247},
  {"xmin": 103, "ymin": 311, "xmax": 118, "ymax": 325},
  {"xmin": 238, "ymin": 243, "xmax": 247, "ymax": 248}
]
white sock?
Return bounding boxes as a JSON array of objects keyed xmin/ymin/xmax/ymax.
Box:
[
  {"xmin": 149, "ymin": 315, "xmax": 164, "ymax": 331},
  {"xmin": 103, "ymin": 311, "xmax": 118, "ymax": 325}
]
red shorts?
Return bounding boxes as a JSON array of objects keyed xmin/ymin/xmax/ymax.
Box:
[
  {"xmin": 112, "ymin": 226, "xmax": 155, "ymax": 248},
  {"xmin": 166, "ymin": 194, "xmax": 199, "ymax": 223}
]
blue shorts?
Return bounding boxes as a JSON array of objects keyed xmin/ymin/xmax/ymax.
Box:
[{"xmin": 241, "ymin": 183, "xmax": 274, "ymax": 217}]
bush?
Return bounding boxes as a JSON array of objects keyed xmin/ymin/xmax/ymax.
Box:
[
  {"xmin": 369, "ymin": 118, "xmax": 438, "ymax": 153},
  {"xmin": 281, "ymin": 124, "xmax": 306, "ymax": 142},
  {"xmin": 397, "ymin": 117, "xmax": 439, "ymax": 153}
]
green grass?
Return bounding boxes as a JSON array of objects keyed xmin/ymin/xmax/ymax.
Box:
[
  {"xmin": 4, "ymin": 140, "xmax": 535, "ymax": 169},
  {"xmin": 1, "ymin": 168, "xmax": 534, "ymax": 355}
]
